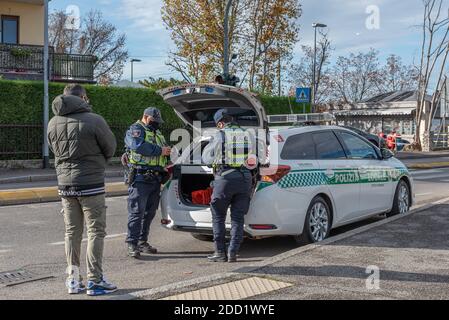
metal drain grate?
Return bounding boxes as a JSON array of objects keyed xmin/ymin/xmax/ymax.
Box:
[
  {"xmin": 0, "ymin": 270, "xmax": 53, "ymax": 287},
  {"xmin": 160, "ymin": 277, "xmax": 292, "ymax": 300}
]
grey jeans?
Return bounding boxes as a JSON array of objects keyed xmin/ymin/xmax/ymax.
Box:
[{"xmin": 61, "ymin": 194, "xmax": 107, "ymax": 283}]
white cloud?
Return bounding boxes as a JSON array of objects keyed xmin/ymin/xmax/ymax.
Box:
[
  {"xmin": 120, "ymin": 0, "xmax": 164, "ymax": 32},
  {"xmin": 106, "ymin": 0, "xmax": 426, "ymax": 82},
  {"xmin": 294, "ymin": 0, "xmax": 425, "ymax": 64}
]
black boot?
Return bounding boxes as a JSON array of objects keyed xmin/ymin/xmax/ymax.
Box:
[
  {"xmin": 138, "ymin": 241, "xmax": 158, "ymax": 254},
  {"xmin": 228, "ymin": 251, "xmax": 237, "ymax": 263},
  {"xmin": 207, "ymin": 251, "xmax": 227, "ymax": 262},
  {"xmin": 127, "ymin": 243, "xmax": 140, "ymax": 259}
]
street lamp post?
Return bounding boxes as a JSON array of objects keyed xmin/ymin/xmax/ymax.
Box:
[
  {"xmin": 223, "ymin": 0, "xmax": 233, "ymax": 82},
  {"xmin": 312, "ymin": 22, "xmax": 327, "ymax": 111},
  {"xmin": 43, "ymin": 0, "xmax": 50, "ymax": 169},
  {"xmin": 131, "ymin": 58, "xmax": 142, "ymax": 82}
]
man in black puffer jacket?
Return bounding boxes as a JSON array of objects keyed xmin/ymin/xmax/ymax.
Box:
[{"xmin": 47, "ymin": 84, "xmax": 117, "ymax": 296}]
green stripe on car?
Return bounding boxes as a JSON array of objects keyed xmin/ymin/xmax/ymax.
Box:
[{"xmin": 257, "ymin": 167, "xmax": 409, "ymax": 191}]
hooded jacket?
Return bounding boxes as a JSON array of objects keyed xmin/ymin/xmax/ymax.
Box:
[{"xmin": 47, "ymin": 95, "xmax": 117, "ymax": 190}]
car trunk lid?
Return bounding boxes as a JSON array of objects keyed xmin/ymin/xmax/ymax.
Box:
[{"xmin": 158, "ymin": 84, "xmax": 268, "ymax": 131}]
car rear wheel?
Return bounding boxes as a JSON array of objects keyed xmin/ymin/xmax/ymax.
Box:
[
  {"xmin": 387, "ymin": 180, "xmax": 410, "ymax": 217},
  {"xmin": 191, "ymin": 233, "xmax": 214, "ymax": 242},
  {"xmin": 294, "ymin": 196, "xmax": 331, "ymax": 245}
]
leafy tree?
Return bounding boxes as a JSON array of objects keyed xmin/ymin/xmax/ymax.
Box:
[
  {"xmin": 139, "ymin": 77, "xmax": 187, "ymax": 90},
  {"xmin": 161, "ymin": 0, "xmax": 301, "ymax": 93}
]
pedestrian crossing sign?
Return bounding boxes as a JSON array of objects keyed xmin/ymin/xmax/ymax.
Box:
[{"xmin": 296, "ymin": 87, "xmax": 311, "ymax": 103}]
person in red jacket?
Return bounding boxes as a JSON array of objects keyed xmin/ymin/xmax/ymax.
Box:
[{"xmin": 387, "ymin": 130, "xmax": 398, "ymax": 151}]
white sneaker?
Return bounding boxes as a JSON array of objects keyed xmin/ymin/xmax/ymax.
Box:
[
  {"xmin": 66, "ymin": 265, "xmax": 85, "ymax": 294},
  {"xmin": 66, "ymin": 278, "xmax": 86, "ymax": 294},
  {"xmin": 86, "ymin": 276, "xmax": 118, "ymax": 296}
]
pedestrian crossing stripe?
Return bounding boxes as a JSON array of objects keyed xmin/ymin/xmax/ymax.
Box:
[{"xmin": 257, "ymin": 167, "xmax": 409, "ymax": 191}]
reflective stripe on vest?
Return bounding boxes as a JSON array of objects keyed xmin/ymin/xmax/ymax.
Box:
[
  {"xmin": 214, "ymin": 125, "xmax": 250, "ymax": 168},
  {"xmin": 129, "ymin": 121, "xmax": 168, "ymax": 167}
]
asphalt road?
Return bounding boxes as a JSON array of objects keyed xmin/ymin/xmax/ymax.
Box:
[{"xmin": 0, "ymin": 168, "xmax": 449, "ymax": 299}]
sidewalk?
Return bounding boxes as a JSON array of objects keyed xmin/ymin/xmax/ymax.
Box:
[
  {"xmin": 0, "ymin": 166, "xmax": 124, "ymax": 184},
  {"xmin": 0, "ymin": 166, "xmax": 127, "ymax": 205},
  {"xmin": 123, "ymin": 199, "xmax": 449, "ymax": 300},
  {"xmin": 396, "ymin": 150, "xmax": 449, "ymax": 160}
]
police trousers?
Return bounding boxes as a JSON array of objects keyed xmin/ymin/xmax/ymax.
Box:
[
  {"xmin": 210, "ymin": 170, "xmax": 252, "ymax": 253},
  {"xmin": 126, "ymin": 176, "xmax": 161, "ymax": 245}
]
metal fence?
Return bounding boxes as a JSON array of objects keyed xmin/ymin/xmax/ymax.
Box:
[
  {"xmin": 0, "ymin": 124, "xmax": 182, "ymax": 160},
  {"xmin": 432, "ymin": 133, "xmax": 449, "ymax": 149},
  {"xmin": 0, "ymin": 44, "xmax": 48, "ymax": 73},
  {"xmin": 52, "ymin": 53, "xmax": 96, "ymax": 82},
  {"xmin": 0, "ymin": 44, "xmax": 96, "ymax": 82},
  {"xmin": 0, "ymin": 124, "xmax": 43, "ymax": 160}
]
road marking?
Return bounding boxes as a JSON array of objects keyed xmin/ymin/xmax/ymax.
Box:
[
  {"xmin": 0, "ymin": 249, "xmax": 12, "ymax": 254},
  {"xmin": 416, "ymin": 193, "xmax": 433, "ymax": 197},
  {"xmin": 49, "ymin": 233, "xmax": 126, "ymax": 246},
  {"xmin": 410, "ymin": 169, "xmax": 442, "ymax": 175}
]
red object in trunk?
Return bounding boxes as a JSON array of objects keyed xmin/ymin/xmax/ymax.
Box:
[{"xmin": 191, "ymin": 187, "xmax": 213, "ymax": 205}]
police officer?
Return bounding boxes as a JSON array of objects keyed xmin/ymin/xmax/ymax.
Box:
[
  {"xmin": 124, "ymin": 107, "xmax": 171, "ymax": 258},
  {"xmin": 202, "ymin": 109, "xmax": 254, "ymax": 263}
]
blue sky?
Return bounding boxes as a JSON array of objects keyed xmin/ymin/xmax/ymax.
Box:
[{"xmin": 50, "ymin": 0, "xmax": 427, "ymax": 82}]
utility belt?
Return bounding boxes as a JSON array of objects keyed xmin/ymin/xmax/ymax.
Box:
[
  {"xmin": 214, "ymin": 165, "xmax": 250, "ymax": 177},
  {"xmin": 126, "ymin": 166, "xmax": 169, "ymax": 185}
]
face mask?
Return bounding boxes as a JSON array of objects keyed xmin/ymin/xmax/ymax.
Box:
[{"xmin": 149, "ymin": 122, "xmax": 160, "ymax": 130}]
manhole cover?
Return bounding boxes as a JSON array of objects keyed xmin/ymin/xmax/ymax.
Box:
[{"xmin": 0, "ymin": 270, "xmax": 53, "ymax": 287}]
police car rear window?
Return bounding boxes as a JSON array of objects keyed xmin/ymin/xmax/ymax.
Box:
[
  {"xmin": 281, "ymin": 133, "xmax": 316, "ymax": 160},
  {"xmin": 312, "ymin": 131, "xmax": 347, "ymax": 159}
]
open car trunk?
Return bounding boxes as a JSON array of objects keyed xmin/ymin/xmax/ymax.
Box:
[
  {"xmin": 179, "ymin": 173, "xmax": 215, "ymax": 206},
  {"xmin": 160, "ymin": 84, "xmax": 267, "ymax": 207}
]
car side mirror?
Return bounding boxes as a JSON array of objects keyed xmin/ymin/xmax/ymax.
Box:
[{"xmin": 381, "ymin": 148, "xmax": 394, "ymax": 160}]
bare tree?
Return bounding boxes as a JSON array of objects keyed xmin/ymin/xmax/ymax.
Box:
[
  {"xmin": 377, "ymin": 54, "xmax": 420, "ymax": 93},
  {"xmin": 289, "ymin": 31, "xmax": 333, "ymax": 103},
  {"xmin": 49, "ymin": 10, "xmax": 129, "ymax": 83},
  {"xmin": 414, "ymin": 0, "xmax": 449, "ymax": 149},
  {"xmin": 329, "ymin": 49, "xmax": 382, "ymax": 103}
]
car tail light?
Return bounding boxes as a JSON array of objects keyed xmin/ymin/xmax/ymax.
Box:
[
  {"xmin": 165, "ymin": 164, "xmax": 174, "ymax": 175},
  {"xmin": 260, "ymin": 165, "xmax": 291, "ymax": 184},
  {"xmin": 249, "ymin": 224, "xmax": 277, "ymax": 230},
  {"xmin": 161, "ymin": 219, "xmax": 172, "ymax": 225}
]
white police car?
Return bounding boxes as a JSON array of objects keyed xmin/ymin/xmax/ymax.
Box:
[{"xmin": 158, "ymin": 84, "xmax": 414, "ymax": 244}]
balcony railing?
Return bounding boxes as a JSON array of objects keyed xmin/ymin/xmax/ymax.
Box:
[{"xmin": 0, "ymin": 44, "xmax": 96, "ymax": 83}]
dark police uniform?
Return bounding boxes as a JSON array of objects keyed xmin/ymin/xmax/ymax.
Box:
[
  {"xmin": 124, "ymin": 117, "xmax": 168, "ymax": 254},
  {"xmin": 203, "ymin": 117, "xmax": 254, "ymax": 262}
]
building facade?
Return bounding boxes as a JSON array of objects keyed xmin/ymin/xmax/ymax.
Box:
[
  {"xmin": 0, "ymin": 0, "xmax": 95, "ymax": 83},
  {"xmin": 326, "ymin": 91, "xmax": 434, "ymax": 142}
]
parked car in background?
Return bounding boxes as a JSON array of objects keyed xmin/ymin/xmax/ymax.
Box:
[
  {"xmin": 396, "ymin": 138, "xmax": 411, "ymax": 152},
  {"xmin": 343, "ymin": 126, "xmax": 386, "ymax": 148}
]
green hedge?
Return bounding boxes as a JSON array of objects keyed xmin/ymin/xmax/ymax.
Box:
[
  {"xmin": 0, "ymin": 80, "xmax": 309, "ymax": 160},
  {"xmin": 0, "ymin": 80, "xmax": 182, "ymax": 126},
  {"xmin": 0, "ymin": 80, "xmax": 309, "ymax": 125}
]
